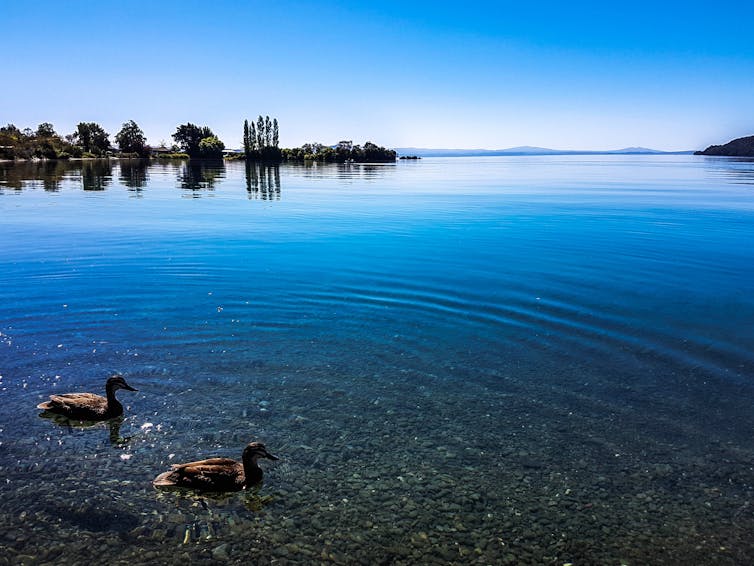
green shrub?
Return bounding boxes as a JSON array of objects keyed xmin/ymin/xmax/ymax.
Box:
[{"xmin": 153, "ymin": 152, "xmax": 189, "ymax": 159}]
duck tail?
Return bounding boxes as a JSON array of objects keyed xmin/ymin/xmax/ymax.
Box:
[
  {"xmin": 37, "ymin": 401, "xmax": 53, "ymax": 410},
  {"xmin": 153, "ymin": 471, "xmax": 178, "ymax": 487}
]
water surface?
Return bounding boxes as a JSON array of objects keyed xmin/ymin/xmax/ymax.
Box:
[{"xmin": 1, "ymin": 156, "xmax": 754, "ymax": 564}]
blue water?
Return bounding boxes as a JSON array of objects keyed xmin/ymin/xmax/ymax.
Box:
[{"xmin": 1, "ymin": 156, "xmax": 754, "ymax": 564}]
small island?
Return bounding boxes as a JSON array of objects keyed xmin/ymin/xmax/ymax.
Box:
[
  {"xmin": 695, "ymin": 135, "xmax": 754, "ymax": 157},
  {"xmin": 281, "ymin": 140, "xmax": 395, "ymax": 163}
]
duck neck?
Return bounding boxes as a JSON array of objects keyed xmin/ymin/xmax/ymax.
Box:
[
  {"xmin": 242, "ymin": 455, "xmax": 263, "ymax": 487},
  {"xmin": 105, "ymin": 383, "xmax": 120, "ymax": 409}
]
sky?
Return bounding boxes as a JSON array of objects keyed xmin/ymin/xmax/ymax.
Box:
[{"xmin": 2, "ymin": 0, "xmax": 753, "ymax": 151}]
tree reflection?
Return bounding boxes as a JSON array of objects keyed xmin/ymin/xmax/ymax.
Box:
[
  {"xmin": 245, "ymin": 162, "xmax": 281, "ymax": 200},
  {"xmin": 81, "ymin": 159, "xmax": 113, "ymax": 191},
  {"xmin": 38, "ymin": 161, "xmax": 66, "ymax": 191},
  {"xmin": 0, "ymin": 160, "xmax": 73, "ymax": 191},
  {"xmin": 177, "ymin": 159, "xmax": 225, "ymax": 194},
  {"xmin": 291, "ymin": 161, "xmax": 394, "ymax": 183},
  {"xmin": 118, "ymin": 159, "xmax": 149, "ymax": 192}
]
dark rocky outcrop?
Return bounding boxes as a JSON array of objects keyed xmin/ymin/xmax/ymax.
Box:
[{"xmin": 695, "ymin": 135, "xmax": 754, "ymax": 156}]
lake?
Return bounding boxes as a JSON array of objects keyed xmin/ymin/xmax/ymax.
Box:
[{"xmin": 1, "ymin": 155, "xmax": 754, "ymax": 564}]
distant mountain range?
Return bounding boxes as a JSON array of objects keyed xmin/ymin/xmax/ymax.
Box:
[{"xmin": 394, "ymin": 146, "xmax": 694, "ymax": 157}]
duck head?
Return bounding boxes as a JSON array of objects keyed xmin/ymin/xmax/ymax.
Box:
[
  {"xmin": 243, "ymin": 441, "xmax": 279, "ymax": 464},
  {"xmin": 106, "ymin": 375, "xmax": 138, "ymax": 392}
]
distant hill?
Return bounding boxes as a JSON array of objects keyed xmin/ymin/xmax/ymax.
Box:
[
  {"xmin": 395, "ymin": 146, "xmax": 693, "ymax": 157},
  {"xmin": 695, "ymin": 135, "xmax": 754, "ymax": 157},
  {"xmin": 610, "ymin": 147, "xmax": 666, "ymax": 154}
]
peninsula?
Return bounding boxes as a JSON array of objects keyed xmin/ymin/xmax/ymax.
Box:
[{"xmin": 695, "ymin": 135, "xmax": 754, "ymax": 157}]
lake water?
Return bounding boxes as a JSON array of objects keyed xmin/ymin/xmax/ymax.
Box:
[{"xmin": 1, "ymin": 156, "xmax": 754, "ymax": 565}]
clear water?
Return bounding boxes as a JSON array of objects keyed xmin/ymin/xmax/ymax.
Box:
[{"xmin": 1, "ymin": 156, "xmax": 754, "ymax": 564}]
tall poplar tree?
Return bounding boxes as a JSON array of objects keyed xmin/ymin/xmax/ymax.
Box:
[
  {"xmin": 264, "ymin": 116, "xmax": 272, "ymax": 147},
  {"xmin": 249, "ymin": 121, "xmax": 257, "ymax": 151},
  {"xmin": 256, "ymin": 116, "xmax": 265, "ymax": 149},
  {"xmin": 243, "ymin": 119, "xmax": 250, "ymax": 156},
  {"xmin": 272, "ymin": 118, "xmax": 279, "ymax": 148}
]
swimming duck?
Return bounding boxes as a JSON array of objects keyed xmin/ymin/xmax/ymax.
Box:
[
  {"xmin": 153, "ymin": 442, "xmax": 278, "ymax": 491},
  {"xmin": 37, "ymin": 374, "xmax": 137, "ymax": 421}
]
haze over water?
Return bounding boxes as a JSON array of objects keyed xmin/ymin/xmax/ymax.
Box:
[{"xmin": 1, "ymin": 155, "xmax": 754, "ymax": 564}]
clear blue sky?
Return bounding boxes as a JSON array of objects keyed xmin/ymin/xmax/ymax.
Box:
[{"xmin": 3, "ymin": 0, "xmax": 753, "ymax": 150}]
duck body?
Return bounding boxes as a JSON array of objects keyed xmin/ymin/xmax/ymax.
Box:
[
  {"xmin": 153, "ymin": 442, "xmax": 278, "ymax": 491},
  {"xmin": 37, "ymin": 375, "xmax": 137, "ymax": 421},
  {"xmin": 153, "ymin": 458, "xmax": 251, "ymax": 491}
]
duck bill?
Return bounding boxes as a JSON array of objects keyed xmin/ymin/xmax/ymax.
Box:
[
  {"xmin": 123, "ymin": 384, "xmax": 138, "ymax": 392},
  {"xmin": 265, "ymin": 451, "xmax": 279, "ymax": 461}
]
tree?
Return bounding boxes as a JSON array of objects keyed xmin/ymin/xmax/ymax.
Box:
[
  {"xmin": 173, "ymin": 123, "xmax": 217, "ymax": 157},
  {"xmin": 115, "ymin": 120, "xmax": 147, "ymax": 156},
  {"xmin": 272, "ymin": 118, "xmax": 279, "ymax": 148},
  {"xmin": 264, "ymin": 116, "xmax": 272, "ymax": 147},
  {"xmin": 76, "ymin": 122, "xmax": 110, "ymax": 155},
  {"xmin": 198, "ymin": 136, "xmax": 225, "ymax": 158},
  {"xmin": 31, "ymin": 123, "xmax": 69, "ymax": 159},
  {"xmin": 36, "ymin": 122, "xmax": 57, "ymax": 138},
  {"xmin": 243, "ymin": 119, "xmax": 251, "ymax": 157},
  {"xmin": 0, "ymin": 124, "xmax": 22, "ymax": 159},
  {"xmin": 249, "ymin": 121, "xmax": 257, "ymax": 151},
  {"xmin": 256, "ymin": 116, "xmax": 264, "ymax": 149},
  {"xmin": 0, "ymin": 124, "xmax": 21, "ymax": 147},
  {"xmin": 1, "ymin": 123, "xmax": 21, "ymax": 137}
]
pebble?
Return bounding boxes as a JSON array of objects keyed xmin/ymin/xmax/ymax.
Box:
[{"xmin": 212, "ymin": 543, "xmax": 230, "ymax": 560}]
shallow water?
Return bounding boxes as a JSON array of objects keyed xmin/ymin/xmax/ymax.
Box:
[{"xmin": 1, "ymin": 156, "xmax": 754, "ymax": 564}]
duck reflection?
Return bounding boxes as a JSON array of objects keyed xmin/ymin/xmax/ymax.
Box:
[
  {"xmin": 38, "ymin": 413, "xmax": 132, "ymax": 446},
  {"xmin": 245, "ymin": 162, "xmax": 281, "ymax": 200}
]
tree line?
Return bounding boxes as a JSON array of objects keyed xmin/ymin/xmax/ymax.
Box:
[
  {"xmin": 0, "ymin": 119, "xmax": 231, "ymax": 160},
  {"xmin": 0, "ymin": 120, "xmax": 149, "ymax": 160},
  {"xmin": 282, "ymin": 140, "xmax": 396, "ymax": 163},
  {"xmin": 1, "ymin": 117, "xmax": 397, "ymax": 163}
]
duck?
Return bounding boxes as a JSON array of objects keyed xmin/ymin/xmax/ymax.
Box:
[
  {"xmin": 153, "ymin": 441, "xmax": 278, "ymax": 491},
  {"xmin": 37, "ymin": 374, "xmax": 137, "ymax": 421}
]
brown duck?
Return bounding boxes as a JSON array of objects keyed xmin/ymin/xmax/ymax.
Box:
[
  {"xmin": 37, "ymin": 375, "xmax": 137, "ymax": 420},
  {"xmin": 153, "ymin": 442, "xmax": 278, "ymax": 491}
]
